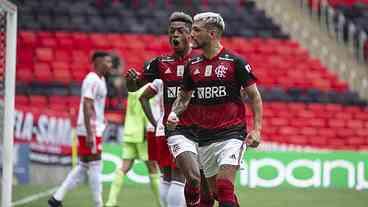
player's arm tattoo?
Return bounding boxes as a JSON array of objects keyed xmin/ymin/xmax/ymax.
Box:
[
  {"xmin": 244, "ymin": 84, "xmax": 263, "ymax": 131},
  {"xmin": 171, "ymin": 89, "xmax": 193, "ymax": 116}
]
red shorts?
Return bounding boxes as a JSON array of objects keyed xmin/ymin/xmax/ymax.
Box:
[
  {"xmin": 77, "ymin": 135, "xmax": 102, "ymax": 156},
  {"xmin": 157, "ymin": 137, "xmax": 177, "ymax": 169},
  {"xmin": 147, "ymin": 131, "xmax": 159, "ymax": 162}
]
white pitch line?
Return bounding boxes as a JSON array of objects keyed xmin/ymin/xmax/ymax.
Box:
[{"xmin": 12, "ymin": 187, "xmax": 58, "ymax": 206}]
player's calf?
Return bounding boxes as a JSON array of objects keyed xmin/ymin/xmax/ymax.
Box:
[
  {"xmin": 48, "ymin": 196, "xmax": 63, "ymax": 207},
  {"xmin": 216, "ymin": 179, "xmax": 237, "ymax": 207}
]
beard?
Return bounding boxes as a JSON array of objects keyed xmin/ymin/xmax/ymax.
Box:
[{"xmin": 191, "ymin": 39, "xmax": 204, "ymax": 49}]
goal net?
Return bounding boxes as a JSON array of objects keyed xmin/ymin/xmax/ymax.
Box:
[{"xmin": 0, "ymin": 0, "xmax": 17, "ymax": 207}]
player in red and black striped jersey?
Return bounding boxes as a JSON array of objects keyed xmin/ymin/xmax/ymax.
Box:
[
  {"xmin": 167, "ymin": 12, "xmax": 263, "ymax": 207},
  {"xmin": 127, "ymin": 12, "xmax": 211, "ymax": 207}
]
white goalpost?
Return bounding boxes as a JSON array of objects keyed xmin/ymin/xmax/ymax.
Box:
[{"xmin": 0, "ymin": 0, "xmax": 17, "ymax": 207}]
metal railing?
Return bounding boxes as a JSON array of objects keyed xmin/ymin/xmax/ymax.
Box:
[{"xmin": 301, "ymin": 0, "xmax": 368, "ymax": 65}]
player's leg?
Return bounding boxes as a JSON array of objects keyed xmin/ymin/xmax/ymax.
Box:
[
  {"xmin": 167, "ymin": 135, "xmax": 201, "ymax": 207},
  {"xmin": 86, "ymin": 136, "xmax": 103, "ymax": 207},
  {"xmin": 105, "ymin": 142, "xmax": 136, "ymax": 207},
  {"xmin": 167, "ymin": 167, "xmax": 185, "ymax": 207},
  {"xmin": 139, "ymin": 139, "xmax": 162, "ymax": 207},
  {"xmin": 201, "ymin": 139, "xmax": 245, "ymax": 207},
  {"xmin": 146, "ymin": 132, "xmax": 163, "ymax": 206},
  {"xmin": 157, "ymin": 137, "xmax": 172, "ymax": 207},
  {"xmin": 199, "ymin": 170, "xmax": 215, "ymax": 207},
  {"xmin": 48, "ymin": 161, "xmax": 88, "ymax": 206},
  {"xmin": 160, "ymin": 167, "xmax": 171, "ymax": 207},
  {"xmin": 216, "ymin": 165, "xmax": 238, "ymax": 207},
  {"xmin": 145, "ymin": 160, "xmax": 162, "ymax": 207},
  {"xmin": 48, "ymin": 135, "xmax": 91, "ymax": 206},
  {"xmin": 88, "ymin": 159, "xmax": 103, "ymax": 207},
  {"xmin": 158, "ymin": 137, "xmax": 185, "ymax": 207}
]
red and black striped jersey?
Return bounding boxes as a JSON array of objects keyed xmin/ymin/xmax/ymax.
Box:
[
  {"xmin": 142, "ymin": 50, "xmax": 199, "ymax": 126},
  {"xmin": 182, "ymin": 48, "xmax": 257, "ymax": 131}
]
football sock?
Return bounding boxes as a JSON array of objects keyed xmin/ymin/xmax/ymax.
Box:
[
  {"xmin": 167, "ymin": 181, "xmax": 185, "ymax": 207},
  {"xmin": 199, "ymin": 189, "xmax": 215, "ymax": 207},
  {"xmin": 105, "ymin": 168, "xmax": 124, "ymax": 206},
  {"xmin": 184, "ymin": 181, "xmax": 200, "ymax": 207},
  {"xmin": 216, "ymin": 179, "xmax": 236, "ymax": 207},
  {"xmin": 149, "ymin": 173, "xmax": 162, "ymax": 207},
  {"xmin": 88, "ymin": 160, "xmax": 103, "ymax": 207},
  {"xmin": 53, "ymin": 161, "xmax": 88, "ymax": 201},
  {"xmin": 159, "ymin": 178, "xmax": 170, "ymax": 207}
]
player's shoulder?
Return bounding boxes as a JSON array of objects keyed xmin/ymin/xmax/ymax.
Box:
[
  {"xmin": 83, "ymin": 72, "xmax": 100, "ymax": 82},
  {"xmin": 158, "ymin": 55, "xmax": 176, "ymax": 63},
  {"xmin": 189, "ymin": 55, "xmax": 204, "ymax": 65},
  {"xmin": 152, "ymin": 78, "xmax": 163, "ymax": 85},
  {"xmin": 220, "ymin": 49, "xmax": 249, "ymax": 64}
]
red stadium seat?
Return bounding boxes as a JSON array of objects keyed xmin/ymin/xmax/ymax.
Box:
[
  {"xmin": 40, "ymin": 36, "xmax": 58, "ymax": 48},
  {"xmin": 15, "ymin": 95, "xmax": 29, "ymax": 106},
  {"xmin": 19, "ymin": 31, "xmax": 38, "ymax": 48},
  {"xmin": 53, "ymin": 69, "xmax": 72, "ymax": 84},
  {"xmin": 29, "ymin": 95, "xmax": 48, "ymax": 107},
  {"xmin": 71, "ymin": 70, "xmax": 88, "ymax": 82},
  {"xmin": 17, "ymin": 48, "xmax": 34, "ymax": 65},
  {"xmin": 33, "ymin": 62, "xmax": 53, "ymax": 83},
  {"xmin": 54, "ymin": 50, "xmax": 72, "ymax": 62},
  {"xmin": 16, "ymin": 66, "xmax": 34, "ymax": 83},
  {"xmin": 35, "ymin": 47, "xmax": 54, "ymax": 62}
]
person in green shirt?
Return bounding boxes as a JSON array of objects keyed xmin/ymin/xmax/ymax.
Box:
[{"xmin": 105, "ymin": 84, "xmax": 161, "ymax": 207}]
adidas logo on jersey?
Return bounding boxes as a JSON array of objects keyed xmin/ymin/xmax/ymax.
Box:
[
  {"xmin": 193, "ymin": 68, "xmax": 200, "ymax": 75},
  {"xmin": 165, "ymin": 68, "xmax": 172, "ymax": 74}
]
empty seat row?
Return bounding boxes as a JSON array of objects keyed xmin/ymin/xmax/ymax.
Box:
[
  {"xmin": 16, "ymin": 0, "xmax": 287, "ymax": 38},
  {"xmin": 245, "ymin": 102, "xmax": 368, "ymax": 150},
  {"xmin": 16, "ymin": 32, "xmax": 348, "ymax": 92}
]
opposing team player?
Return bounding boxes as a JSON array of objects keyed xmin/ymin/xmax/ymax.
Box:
[
  {"xmin": 105, "ymin": 82, "xmax": 161, "ymax": 207},
  {"xmin": 167, "ymin": 12, "xmax": 263, "ymax": 207},
  {"xmin": 48, "ymin": 51, "xmax": 113, "ymax": 207}
]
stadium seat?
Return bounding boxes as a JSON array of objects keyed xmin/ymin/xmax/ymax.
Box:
[
  {"xmin": 29, "ymin": 95, "xmax": 48, "ymax": 107},
  {"xmin": 53, "ymin": 69, "xmax": 72, "ymax": 84},
  {"xmin": 33, "ymin": 62, "xmax": 53, "ymax": 83},
  {"xmin": 35, "ymin": 47, "xmax": 54, "ymax": 62}
]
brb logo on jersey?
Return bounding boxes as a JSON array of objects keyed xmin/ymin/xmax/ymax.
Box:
[{"xmin": 215, "ymin": 65, "xmax": 228, "ymax": 78}]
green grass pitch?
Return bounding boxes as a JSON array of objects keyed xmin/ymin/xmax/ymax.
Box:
[{"xmin": 10, "ymin": 184, "xmax": 368, "ymax": 207}]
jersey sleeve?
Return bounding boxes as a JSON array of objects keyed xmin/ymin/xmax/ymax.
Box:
[
  {"xmin": 235, "ymin": 57, "xmax": 257, "ymax": 87},
  {"xmin": 182, "ymin": 62, "xmax": 195, "ymax": 91},
  {"xmin": 143, "ymin": 57, "xmax": 160, "ymax": 82},
  {"xmin": 149, "ymin": 79, "xmax": 163, "ymax": 93},
  {"xmin": 82, "ymin": 74, "xmax": 99, "ymax": 100}
]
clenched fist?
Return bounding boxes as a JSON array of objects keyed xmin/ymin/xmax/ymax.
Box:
[{"xmin": 166, "ymin": 112, "xmax": 179, "ymax": 130}]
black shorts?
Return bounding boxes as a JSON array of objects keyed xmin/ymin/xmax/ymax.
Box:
[
  {"xmin": 166, "ymin": 125, "xmax": 246, "ymax": 147},
  {"xmin": 165, "ymin": 125, "xmax": 198, "ymax": 141}
]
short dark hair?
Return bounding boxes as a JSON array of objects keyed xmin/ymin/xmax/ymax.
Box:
[
  {"xmin": 111, "ymin": 54, "xmax": 121, "ymax": 69},
  {"xmin": 169, "ymin": 12, "xmax": 193, "ymax": 29},
  {"xmin": 91, "ymin": 51, "xmax": 111, "ymax": 62}
]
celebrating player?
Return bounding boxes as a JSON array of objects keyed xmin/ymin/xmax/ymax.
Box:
[{"xmin": 167, "ymin": 12, "xmax": 263, "ymax": 207}]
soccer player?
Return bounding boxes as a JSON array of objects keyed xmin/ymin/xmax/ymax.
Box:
[
  {"xmin": 105, "ymin": 83, "xmax": 161, "ymax": 207},
  {"xmin": 128, "ymin": 12, "xmax": 214, "ymax": 207},
  {"xmin": 48, "ymin": 51, "xmax": 113, "ymax": 207},
  {"xmin": 167, "ymin": 12, "xmax": 263, "ymax": 207}
]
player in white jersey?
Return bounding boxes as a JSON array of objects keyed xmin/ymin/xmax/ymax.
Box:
[{"xmin": 48, "ymin": 51, "xmax": 113, "ymax": 207}]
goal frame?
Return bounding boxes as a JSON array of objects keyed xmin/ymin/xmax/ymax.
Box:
[{"xmin": 0, "ymin": 0, "xmax": 17, "ymax": 207}]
